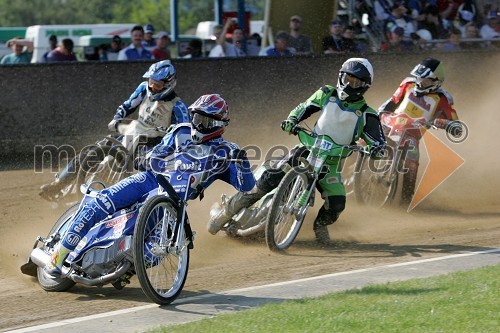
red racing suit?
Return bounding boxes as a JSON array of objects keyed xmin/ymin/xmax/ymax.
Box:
[{"xmin": 378, "ymin": 77, "xmax": 460, "ymax": 204}]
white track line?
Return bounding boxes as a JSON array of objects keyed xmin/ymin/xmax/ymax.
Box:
[{"xmin": 7, "ymin": 248, "xmax": 500, "ymax": 333}]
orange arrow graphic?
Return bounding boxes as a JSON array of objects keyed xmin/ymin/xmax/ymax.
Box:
[{"xmin": 408, "ymin": 128, "xmax": 465, "ymax": 211}]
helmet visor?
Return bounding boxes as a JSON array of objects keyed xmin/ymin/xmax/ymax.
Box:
[
  {"xmin": 191, "ymin": 112, "xmax": 225, "ymax": 133},
  {"xmin": 341, "ymin": 73, "xmax": 368, "ymax": 89},
  {"xmin": 149, "ymin": 79, "xmax": 173, "ymax": 93}
]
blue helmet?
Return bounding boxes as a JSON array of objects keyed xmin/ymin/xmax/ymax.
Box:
[{"xmin": 143, "ymin": 60, "xmax": 177, "ymax": 101}]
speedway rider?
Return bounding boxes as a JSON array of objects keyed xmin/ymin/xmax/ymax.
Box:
[
  {"xmin": 378, "ymin": 57, "xmax": 462, "ymax": 205},
  {"xmin": 39, "ymin": 60, "xmax": 190, "ymax": 201},
  {"xmin": 45, "ymin": 94, "xmax": 255, "ymax": 275},
  {"xmin": 210, "ymin": 58, "xmax": 386, "ymax": 244}
]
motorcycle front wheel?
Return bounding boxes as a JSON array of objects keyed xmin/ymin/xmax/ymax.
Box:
[
  {"xmin": 78, "ymin": 145, "xmax": 129, "ymax": 190},
  {"xmin": 354, "ymin": 152, "xmax": 397, "ymax": 207},
  {"xmin": 265, "ymin": 167, "xmax": 309, "ymax": 252},
  {"xmin": 133, "ymin": 195, "xmax": 189, "ymax": 305}
]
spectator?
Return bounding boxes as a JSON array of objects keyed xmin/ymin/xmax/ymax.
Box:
[
  {"xmin": 413, "ymin": 28, "xmax": 434, "ymax": 50},
  {"xmin": 341, "ymin": 25, "xmax": 363, "ymax": 53},
  {"xmin": 385, "ymin": 2, "xmax": 417, "ymax": 40},
  {"xmin": 438, "ymin": 28, "xmax": 464, "ymax": 50},
  {"xmin": 143, "ymin": 24, "xmax": 156, "ymax": 50},
  {"xmin": 380, "ymin": 26, "xmax": 416, "ymax": 52},
  {"xmin": 42, "ymin": 35, "xmax": 58, "ymax": 63},
  {"xmin": 46, "ymin": 38, "xmax": 77, "ymax": 62},
  {"xmin": 117, "ymin": 25, "xmax": 154, "ymax": 61},
  {"xmin": 461, "ymin": 21, "xmax": 488, "ymax": 48},
  {"xmin": 99, "ymin": 35, "xmax": 123, "ymax": 61},
  {"xmin": 182, "ymin": 39, "xmax": 204, "ymax": 58},
  {"xmin": 246, "ymin": 33, "xmax": 262, "ymax": 56},
  {"xmin": 151, "ymin": 31, "xmax": 171, "ymax": 60},
  {"xmin": 259, "ymin": 31, "xmax": 294, "ymax": 57},
  {"xmin": 453, "ymin": 1, "xmax": 478, "ymax": 36},
  {"xmin": 438, "ymin": 0, "xmax": 463, "ymax": 29},
  {"xmin": 322, "ymin": 19, "xmax": 344, "ymax": 54},
  {"xmin": 373, "ymin": 0, "xmax": 392, "ymax": 21},
  {"xmin": 1, "ymin": 37, "xmax": 34, "ymax": 64},
  {"xmin": 418, "ymin": 4, "xmax": 449, "ymax": 39},
  {"xmin": 209, "ymin": 20, "xmax": 246, "ymax": 57},
  {"xmin": 288, "ymin": 15, "xmax": 313, "ymax": 55},
  {"xmin": 480, "ymin": 10, "xmax": 499, "ymax": 39}
]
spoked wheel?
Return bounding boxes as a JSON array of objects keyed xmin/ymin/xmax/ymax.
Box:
[
  {"xmin": 265, "ymin": 167, "xmax": 309, "ymax": 252},
  {"xmin": 342, "ymin": 152, "xmax": 359, "ymax": 196},
  {"xmin": 37, "ymin": 205, "xmax": 77, "ymax": 292},
  {"xmin": 78, "ymin": 145, "xmax": 129, "ymax": 189},
  {"xmin": 134, "ymin": 195, "xmax": 189, "ymax": 305},
  {"xmin": 354, "ymin": 152, "xmax": 397, "ymax": 207}
]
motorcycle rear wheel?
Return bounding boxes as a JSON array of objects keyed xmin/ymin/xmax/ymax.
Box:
[
  {"xmin": 265, "ymin": 167, "xmax": 309, "ymax": 252},
  {"xmin": 133, "ymin": 195, "xmax": 189, "ymax": 305},
  {"xmin": 37, "ymin": 205, "xmax": 77, "ymax": 292}
]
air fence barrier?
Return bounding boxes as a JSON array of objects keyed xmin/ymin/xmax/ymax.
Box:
[{"xmin": 0, "ymin": 50, "xmax": 498, "ymax": 171}]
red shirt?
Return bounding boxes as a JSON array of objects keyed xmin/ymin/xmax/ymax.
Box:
[{"xmin": 151, "ymin": 48, "xmax": 171, "ymax": 60}]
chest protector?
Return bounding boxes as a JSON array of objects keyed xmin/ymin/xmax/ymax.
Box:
[
  {"xmin": 395, "ymin": 89, "xmax": 441, "ymax": 121},
  {"xmin": 314, "ymin": 96, "xmax": 362, "ymax": 145},
  {"xmin": 138, "ymin": 98, "xmax": 175, "ymax": 128}
]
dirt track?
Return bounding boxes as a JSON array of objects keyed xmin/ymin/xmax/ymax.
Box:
[{"xmin": 1, "ymin": 62, "xmax": 500, "ymax": 332}]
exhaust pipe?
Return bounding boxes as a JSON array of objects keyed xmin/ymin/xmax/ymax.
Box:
[
  {"xmin": 30, "ymin": 247, "xmax": 51, "ymax": 267},
  {"xmin": 72, "ymin": 261, "xmax": 131, "ymax": 286},
  {"xmin": 30, "ymin": 247, "xmax": 132, "ymax": 286}
]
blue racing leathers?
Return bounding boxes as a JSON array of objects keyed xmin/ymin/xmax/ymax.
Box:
[{"xmin": 59, "ymin": 124, "xmax": 256, "ymax": 252}]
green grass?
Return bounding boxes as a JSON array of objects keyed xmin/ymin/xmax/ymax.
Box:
[{"xmin": 149, "ymin": 264, "xmax": 500, "ymax": 333}]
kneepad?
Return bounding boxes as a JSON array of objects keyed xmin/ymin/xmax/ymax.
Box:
[{"xmin": 323, "ymin": 195, "xmax": 346, "ymax": 214}]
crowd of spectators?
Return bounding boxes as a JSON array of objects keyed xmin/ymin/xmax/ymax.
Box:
[
  {"xmin": 1, "ymin": 2, "xmax": 498, "ymax": 65},
  {"xmin": 356, "ymin": 0, "xmax": 499, "ymax": 52}
]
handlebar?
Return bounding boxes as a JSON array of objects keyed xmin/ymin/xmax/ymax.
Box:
[{"xmin": 291, "ymin": 125, "xmax": 368, "ymax": 154}]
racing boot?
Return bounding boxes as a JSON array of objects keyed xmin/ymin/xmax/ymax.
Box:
[
  {"xmin": 39, "ymin": 181, "xmax": 63, "ymax": 201},
  {"xmin": 312, "ymin": 208, "xmax": 339, "ymax": 245},
  {"xmin": 44, "ymin": 243, "xmax": 72, "ymax": 276},
  {"xmin": 208, "ymin": 190, "xmax": 265, "ymax": 235},
  {"xmin": 313, "ymin": 225, "xmax": 330, "ymax": 245}
]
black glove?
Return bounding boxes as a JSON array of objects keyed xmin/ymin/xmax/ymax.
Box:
[
  {"xmin": 133, "ymin": 156, "xmax": 148, "ymax": 171},
  {"xmin": 280, "ymin": 117, "xmax": 298, "ymax": 134},
  {"xmin": 446, "ymin": 121, "xmax": 463, "ymax": 139},
  {"xmin": 229, "ymin": 148, "xmax": 247, "ymax": 161},
  {"xmin": 370, "ymin": 142, "xmax": 386, "ymax": 159}
]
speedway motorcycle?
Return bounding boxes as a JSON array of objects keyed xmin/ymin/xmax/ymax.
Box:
[
  {"xmin": 209, "ymin": 126, "xmax": 365, "ymax": 252},
  {"xmin": 353, "ymin": 113, "xmax": 434, "ymax": 207},
  {"xmin": 40, "ymin": 119, "xmax": 166, "ymax": 204},
  {"xmin": 22, "ymin": 148, "xmax": 232, "ymax": 305}
]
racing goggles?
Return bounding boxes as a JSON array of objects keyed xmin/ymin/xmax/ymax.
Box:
[
  {"xmin": 415, "ymin": 76, "xmax": 439, "ymax": 88},
  {"xmin": 341, "ymin": 73, "xmax": 368, "ymax": 89},
  {"xmin": 191, "ymin": 111, "xmax": 226, "ymax": 133},
  {"xmin": 149, "ymin": 79, "xmax": 173, "ymax": 92}
]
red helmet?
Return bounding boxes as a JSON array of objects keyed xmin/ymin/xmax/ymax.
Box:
[{"xmin": 188, "ymin": 94, "xmax": 229, "ymax": 143}]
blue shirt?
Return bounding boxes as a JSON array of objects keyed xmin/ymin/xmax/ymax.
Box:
[
  {"xmin": 117, "ymin": 45, "xmax": 153, "ymax": 61},
  {"xmin": 264, "ymin": 47, "xmax": 294, "ymax": 57}
]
